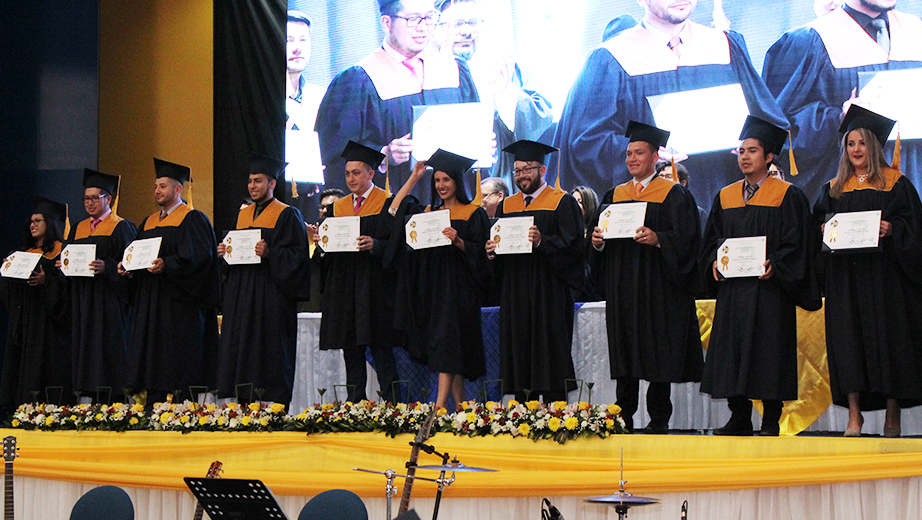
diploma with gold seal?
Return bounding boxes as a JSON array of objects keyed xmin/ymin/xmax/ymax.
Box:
[
  {"xmin": 822, "ymin": 210, "xmax": 881, "ymax": 252},
  {"xmin": 716, "ymin": 236, "xmax": 766, "ymax": 278},
  {"xmin": 405, "ymin": 209, "xmax": 451, "ymax": 250},
  {"xmin": 490, "ymin": 216, "xmax": 534, "ymax": 255}
]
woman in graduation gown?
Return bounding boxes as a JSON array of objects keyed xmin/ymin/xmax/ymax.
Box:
[
  {"xmin": 0, "ymin": 197, "xmax": 71, "ymax": 409},
  {"xmin": 814, "ymin": 106, "xmax": 922, "ymax": 438},
  {"xmin": 390, "ymin": 150, "xmax": 489, "ymax": 409}
]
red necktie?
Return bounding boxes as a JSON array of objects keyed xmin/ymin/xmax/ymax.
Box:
[
  {"xmin": 403, "ymin": 57, "xmax": 424, "ymax": 90},
  {"xmin": 354, "ymin": 195, "xmax": 365, "ymax": 214},
  {"xmin": 668, "ymin": 36, "xmax": 682, "ymax": 58},
  {"xmin": 90, "ymin": 218, "xmax": 101, "ymax": 231}
]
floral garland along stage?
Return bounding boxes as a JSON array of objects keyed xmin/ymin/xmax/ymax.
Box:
[{"xmin": 11, "ymin": 400, "xmax": 627, "ymax": 444}]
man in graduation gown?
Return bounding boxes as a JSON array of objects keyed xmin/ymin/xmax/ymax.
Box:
[
  {"xmin": 552, "ymin": 0, "xmax": 789, "ymax": 205},
  {"xmin": 762, "ymin": 0, "xmax": 922, "ymax": 201},
  {"xmin": 119, "ymin": 159, "xmax": 220, "ymax": 402},
  {"xmin": 485, "ymin": 140, "xmax": 583, "ymax": 402},
  {"xmin": 314, "ymin": 0, "xmax": 480, "ymax": 192},
  {"xmin": 589, "ymin": 122, "xmax": 703, "ymax": 433},
  {"xmin": 67, "ymin": 169, "xmax": 137, "ymax": 397},
  {"xmin": 216, "ymin": 152, "xmax": 310, "ymax": 405},
  {"xmin": 700, "ymin": 117, "xmax": 819, "ymax": 436},
  {"xmin": 316, "ymin": 141, "xmax": 400, "ymax": 403}
]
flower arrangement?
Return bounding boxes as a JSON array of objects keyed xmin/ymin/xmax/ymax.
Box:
[{"xmin": 9, "ymin": 400, "xmax": 626, "ymax": 443}]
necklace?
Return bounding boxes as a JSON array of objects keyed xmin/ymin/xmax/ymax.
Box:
[{"xmin": 857, "ymin": 173, "xmax": 869, "ymax": 183}]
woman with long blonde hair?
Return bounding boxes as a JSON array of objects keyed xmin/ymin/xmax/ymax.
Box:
[{"xmin": 814, "ymin": 106, "xmax": 922, "ymax": 438}]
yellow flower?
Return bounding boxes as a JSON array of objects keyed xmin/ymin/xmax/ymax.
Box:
[
  {"xmin": 189, "ymin": 403, "xmax": 197, "ymax": 412},
  {"xmin": 113, "ymin": 402, "xmax": 123, "ymax": 408},
  {"xmin": 241, "ymin": 416, "xmax": 251, "ymax": 426},
  {"xmin": 507, "ymin": 399, "xmax": 519, "ymax": 408},
  {"xmin": 248, "ymin": 402, "xmax": 261, "ymax": 412},
  {"xmin": 296, "ymin": 413, "xmax": 307, "ymax": 421},
  {"xmin": 95, "ymin": 413, "xmax": 104, "ymax": 421},
  {"xmin": 461, "ymin": 400, "xmax": 472, "ymax": 411},
  {"xmin": 607, "ymin": 404, "xmax": 622, "ymax": 415},
  {"xmin": 321, "ymin": 403, "xmax": 334, "ymax": 411},
  {"xmin": 270, "ymin": 403, "xmax": 285, "ymax": 414},
  {"xmin": 132, "ymin": 404, "xmax": 145, "ymax": 413},
  {"xmin": 548, "ymin": 417, "xmax": 561, "ymax": 432},
  {"xmin": 159, "ymin": 413, "xmax": 173, "ymax": 424},
  {"xmin": 578, "ymin": 401, "xmax": 589, "ymax": 411},
  {"xmin": 45, "ymin": 416, "xmax": 55, "ymax": 426},
  {"xmin": 436, "ymin": 407, "xmax": 448, "ymax": 416},
  {"xmin": 69, "ymin": 415, "xmax": 77, "ymax": 421},
  {"xmin": 466, "ymin": 412, "xmax": 477, "ymax": 424},
  {"xmin": 129, "ymin": 417, "xmax": 139, "ymax": 425},
  {"xmin": 518, "ymin": 423, "xmax": 531, "ymax": 436},
  {"xmin": 259, "ymin": 417, "xmax": 268, "ymax": 426},
  {"xmin": 198, "ymin": 416, "xmax": 208, "ymax": 426},
  {"xmin": 227, "ymin": 402, "xmax": 238, "ymax": 410},
  {"xmin": 10, "ymin": 420, "xmax": 19, "ymax": 427},
  {"xmin": 180, "ymin": 415, "xmax": 189, "ymax": 424},
  {"xmin": 565, "ymin": 417, "xmax": 579, "ymax": 430},
  {"xmin": 206, "ymin": 404, "xmax": 216, "ymax": 411},
  {"xmin": 605, "ymin": 419, "xmax": 615, "ymax": 429},
  {"xmin": 526, "ymin": 400, "xmax": 541, "ymax": 411},
  {"xmin": 553, "ymin": 401, "xmax": 567, "ymax": 411},
  {"xmin": 217, "ymin": 417, "xmax": 227, "ymax": 425},
  {"xmin": 485, "ymin": 401, "xmax": 497, "ymax": 411}
]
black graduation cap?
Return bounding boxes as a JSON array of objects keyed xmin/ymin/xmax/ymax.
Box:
[
  {"xmin": 602, "ymin": 14, "xmax": 637, "ymax": 42},
  {"xmin": 248, "ymin": 151, "xmax": 288, "ymax": 180},
  {"xmin": 32, "ymin": 195, "xmax": 68, "ymax": 224},
  {"xmin": 378, "ymin": 0, "xmax": 399, "ymax": 12},
  {"xmin": 83, "ymin": 168, "xmax": 119, "ymax": 195},
  {"xmin": 287, "ymin": 10, "xmax": 311, "ymax": 27},
  {"xmin": 839, "ymin": 104, "xmax": 896, "ymax": 148},
  {"xmin": 624, "ymin": 121, "xmax": 670, "ymax": 149},
  {"xmin": 501, "ymin": 140, "xmax": 558, "ymax": 164},
  {"xmin": 738, "ymin": 115, "xmax": 787, "ymax": 156},
  {"xmin": 427, "ymin": 149, "xmax": 476, "ymax": 175},
  {"xmin": 340, "ymin": 140, "xmax": 386, "ymax": 170},
  {"xmin": 153, "ymin": 157, "xmax": 191, "ymax": 184}
]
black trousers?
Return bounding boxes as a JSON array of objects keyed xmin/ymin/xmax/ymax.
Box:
[
  {"xmin": 727, "ymin": 396, "xmax": 782, "ymax": 425},
  {"xmin": 616, "ymin": 377, "xmax": 673, "ymax": 431},
  {"xmin": 343, "ymin": 347, "xmax": 397, "ymax": 403}
]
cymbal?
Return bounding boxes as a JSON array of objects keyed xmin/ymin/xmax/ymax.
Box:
[
  {"xmin": 584, "ymin": 492, "xmax": 659, "ymax": 506},
  {"xmin": 412, "ymin": 463, "xmax": 498, "ymax": 473}
]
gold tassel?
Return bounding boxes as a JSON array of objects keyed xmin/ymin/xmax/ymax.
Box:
[
  {"xmin": 892, "ymin": 125, "xmax": 901, "ymax": 171},
  {"xmin": 788, "ymin": 131, "xmax": 799, "ymax": 176},
  {"xmin": 555, "ymin": 157, "xmax": 562, "ymax": 191},
  {"xmin": 111, "ymin": 175, "xmax": 121, "ymax": 216},
  {"xmin": 384, "ymin": 162, "xmax": 392, "ymax": 197},
  {"xmin": 185, "ymin": 178, "xmax": 194, "ymax": 210},
  {"xmin": 473, "ymin": 168, "xmax": 483, "ymax": 206},
  {"xmin": 671, "ymin": 157, "xmax": 678, "ymax": 183},
  {"xmin": 291, "ymin": 180, "xmax": 299, "ymax": 199},
  {"xmin": 64, "ymin": 203, "xmax": 70, "ymax": 240}
]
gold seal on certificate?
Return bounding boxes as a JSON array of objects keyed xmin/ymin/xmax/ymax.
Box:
[
  {"xmin": 405, "ymin": 209, "xmax": 451, "ymax": 250},
  {"xmin": 0, "ymin": 252, "xmax": 42, "ymax": 280},
  {"xmin": 599, "ymin": 202, "xmax": 647, "ymax": 239},
  {"xmin": 318, "ymin": 216, "xmax": 360, "ymax": 253},
  {"xmin": 61, "ymin": 244, "xmax": 96, "ymax": 277},
  {"xmin": 490, "ymin": 216, "xmax": 533, "ymax": 254},
  {"xmin": 223, "ymin": 229, "xmax": 261, "ymax": 265},
  {"xmin": 717, "ymin": 236, "xmax": 766, "ymax": 278},
  {"xmin": 121, "ymin": 237, "xmax": 163, "ymax": 271},
  {"xmin": 822, "ymin": 210, "xmax": 881, "ymax": 252}
]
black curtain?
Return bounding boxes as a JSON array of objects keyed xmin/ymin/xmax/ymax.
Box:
[{"xmin": 214, "ymin": 0, "xmax": 287, "ymax": 235}]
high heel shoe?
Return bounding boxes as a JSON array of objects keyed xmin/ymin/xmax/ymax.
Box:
[
  {"xmin": 844, "ymin": 416, "xmax": 863, "ymax": 437},
  {"xmin": 884, "ymin": 425, "xmax": 901, "ymax": 438}
]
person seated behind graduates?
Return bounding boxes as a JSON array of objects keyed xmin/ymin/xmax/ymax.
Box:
[
  {"xmin": 655, "ymin": 160, "xmax": 707, "ymax": 235},
  {"xmin": 767, "ymin": 162, "xmax": 785, "ymax": 181},
  {"xmin": 302, "ymin": 188, "xmax": 346, "ymax": 313},
  {"xmin": 480, "ymin": 177, "xmax": 508, "ymax": 219},
  {"xmin": 388, "ymin": 149, "xmax": 490, "ymax": 409},
  {"xmin": 0, "ymin": 197, "xmax": 71, "ymax": 411},
  {"xmin": 570, "ymin": 186, "xmax": 599, "ymax": 236}
]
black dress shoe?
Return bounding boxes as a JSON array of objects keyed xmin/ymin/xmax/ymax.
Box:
[
  {"xmin": 644, "ymin": 420, "xmax": 668, "ymax": 434},
  {"xmin": 759, "ymin": 422, "xmax": 780, "ymax": 436},
  {"xmin": 713, "ymin": 420, "xmax": 753, "ymax": 436}
]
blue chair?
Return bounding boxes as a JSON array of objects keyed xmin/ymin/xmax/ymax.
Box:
[
  {"xmin": 70, "ymin": 486, "xmax": 134, "ymax": 520},
  {"xmin": 298, "ymin": 489, "xmax": 367, "ymax": 520}
]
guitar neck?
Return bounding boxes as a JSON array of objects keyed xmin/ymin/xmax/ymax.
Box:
[
  {"xmin": 5, "ymin": 461, "xmax": 13, "ymax": 520},
  {"xmin": 192, "ymin": 502, "xmax": 204, "ymax": 520}
]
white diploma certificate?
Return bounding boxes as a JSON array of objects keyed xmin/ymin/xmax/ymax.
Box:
[
  {"xmin": 598, "ymin": 202, "xmax": 647, "ymax": 239},
  {"xmin": 284, "ymin": 130, "xmax": 326, "ymax": 184},
  {"xmin": 121, "ymin": 237, "xmax": 162, "ymax": 271},
  {"xmin": 317, "ymin": 216, "xmax": 360, "ymax": 253},
  {"xmin": 0, "ymin": 252, "xmax": 42, "ymax": 280},
  {"xmin": 411, "ymin": 102, "xmax": 495, "ymax": 167},
  {"xmin": 490, "ymin": 216, "xmax": 534, "ymax": 255},
  {"xmin": 223, "ymin": 229, "xmax": 262, "ymax": 265},
  {"xmin": 858, "ymin": 69, "xmax": 922, "ymax": 140},
  {"xmin": 648, "ymin": 83, "xmax": 749, "ymax": 154},
  {"xmin": 61, "ymin": 244, "xmax": 96, "ymax": 277},
  {"xmin": 823, "ymin": 210, "xmax": 881, "ymax": 251},
  {"xmin": 716, "ymin": 236, "xmax": 766, "ymax": 278},
  {"xmin": 405, "ymin": 209, "xmax": 451, "ymax": 250}
]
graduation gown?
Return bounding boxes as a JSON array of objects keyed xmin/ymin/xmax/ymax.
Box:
[
  {"xmin": 315, "ymin": 46, "xmax": 479, "ymax": 192},
  {"xmin": 552, "ymin": 22, "xmax": 788, "ymax": 205},
  {"xmin": 318, "ymin": 186, "xmax": 403, "ymax": 350},
  {"xmin": 700, "ymin": 176, "xmax": 818, "ymax": 401},
  {"xmin": 493, "ymin": 187, "xmax": 583, "ymax": 395},
  {"xmin": 68, "ymin": 214, "xmax": 137, "ymax": 393},
  {"xmin": 0, "ymin": 242, "xmax": 71, "ymax": 406},
  {"xmin": 589, "ymin": 177, "xmax": 703, "ymax": 383},
  {"xmin": 394, "ymin": 203, "xmax": 489, "ymax": 379},
  {"xmin": 763, "ymin": 7, "xmax": 922, "ymax": 201},
  {"xmin": 814, "ymin": 169, "xmax": 922, "ymax": 410},
  {"xmin": 126, "ymin": 204, "xmax": 220, "ymax": 394},
  {"xmin": 217, "ymin": 199, "xmax": 310, "ymax": 404}
]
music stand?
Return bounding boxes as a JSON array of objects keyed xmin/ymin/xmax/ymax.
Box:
[{"xmin": 184, "ymin": 477, "xmax": 288, "ymax": 519}]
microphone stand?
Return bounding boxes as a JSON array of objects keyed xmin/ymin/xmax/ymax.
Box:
[{"xmin": 409, "ymin": 442, "xmax": 456, "ymax": 520}]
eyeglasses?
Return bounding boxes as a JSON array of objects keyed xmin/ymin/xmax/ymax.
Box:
[
  {"xmin": 440, "ymin": 18, "xmax": 482, "ymax": 29},
  {"xmin": 83, "ymin": 194, "xmax": 107, "ymax": 203},
  {"xmin": 393, "ymin": 13, "xmax": 440, "ymax": 27},
  {"xmin": 30, "ymin": 219, "xmax": 45, "ymax": 225},
  {"xmin": 513, "ymin": 166, "xmax": 540, "ymax": 177}
]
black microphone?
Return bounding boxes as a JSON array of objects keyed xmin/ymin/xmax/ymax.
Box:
[
  {"xmin": 681, "ymin": 500, "xmax": 688, "ymax": 520},
  {"xmin": 408, "ymin": 441, "xmax": 435, "ymax": 454}
]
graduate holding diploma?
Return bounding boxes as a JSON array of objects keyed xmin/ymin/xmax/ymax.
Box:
[
  {"xmin": 589, "ymin": 122, "xmax": 702, "ymax": 433},
  {"xmin": 389, "ymin": 149, "xmax": 489, "ymax": 409},
  {"xmin": 813, "ymin": 106, "xmax": 922, "ymax": 438},
  {"xmin": 700, "ymin": 116, "xmax": 819, "ymax": 436},
  {"xmin": 0, "ymin": 197, "xmax": 71, "ymax": 409},
  {"xmin": 216, "ymin": 152, "xmax": 310, "ymax": 405}
]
